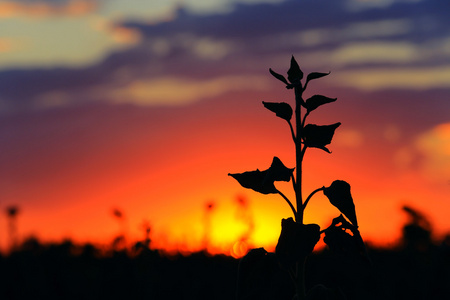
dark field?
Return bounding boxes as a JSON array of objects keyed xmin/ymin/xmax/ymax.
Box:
[{"xmin": 1, "ymin": 228, "xmax": 449, "ymax": 300}]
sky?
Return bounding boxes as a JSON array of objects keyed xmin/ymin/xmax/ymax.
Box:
[{"xmin": 0, "ymin": 0, "xmax": 450, "ymax": 255}]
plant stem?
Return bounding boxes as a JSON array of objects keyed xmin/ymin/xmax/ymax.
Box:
[
  {"xmin": 276, "ymin": 190, "xmax": 297, "ymax": 222},
  {"xmin": 294, "ymin": 85, "xmax": 303, "ymax": 224},
  {"xmin": 288, "ymin": 120, "xmax": 296, "ymax": 144},
  {"xmin": 301, "ymin": 111, "xmax": 309, "ymax": 129},
  {"xmin": 296, "ymin": 258, "xmax": 307, "ymax": 300},
  {"xmin": 295, "ymin": 84, "xmax": 306, "ymax": 300},
  {"xmin": 303, "ymin": 187, "xmax": 325, "ymax": 210}
]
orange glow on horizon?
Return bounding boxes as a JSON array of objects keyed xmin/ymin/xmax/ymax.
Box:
[{"xmin": 1, "ymin": 90, "xmax": 449, "ymax": 257}]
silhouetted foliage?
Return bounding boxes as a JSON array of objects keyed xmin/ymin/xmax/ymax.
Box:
[
  {"xmin": 401, "ymin": 205, "xmax": 433, "ymax": 252},
  {"xmin": 229, "ymin": 56, "xmax": 367, "ymax": 299},
  {"xmin": 6, "ymin": 205, "xmax": 20, "ymax": 251}
]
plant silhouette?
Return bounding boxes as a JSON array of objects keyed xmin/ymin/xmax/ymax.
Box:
[
  {"xmin": 229, "ymin": 56, "xmax": 367, "ymax": 299},
  {"xmin": 6, "ymin": 206, "xmax": 20, "ymax": 251}
]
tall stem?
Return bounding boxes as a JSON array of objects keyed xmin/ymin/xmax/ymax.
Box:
[
  {"xmin": 296, "ymin": 258, "xmax": 307, "ymax": 299},
  {"xmin": 294, "ymin": 85, "xmax": 303, "ymax": 224},
  {"xmin": 295, "ymin": 85, "xmax": 307, "ymax": 300}
]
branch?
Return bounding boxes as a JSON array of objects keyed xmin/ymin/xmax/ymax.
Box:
[
  {"xmin": 291, "ymin": 174, "xmax": 296, "ymax": 192},
  {"xmin": 303, "ymin": 187, "xmax": 325, "ymax": 210},
  {"xmin": 276, "ymin": 189, "xmax": 297, "ymax": 221},
  {"xmin": 301, "ymin": 145, "xmax": 307, "ymax": 161},
  {"xmin": 288, "ymin": 119, "xmax": 296, "ymax": 144},
  {"xmin": 301, "ymin": 110, "xmax": 310, "ymax": 129}
]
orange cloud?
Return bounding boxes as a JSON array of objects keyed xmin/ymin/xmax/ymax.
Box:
[
  {"xmin": 0, "ymin": 0, "xmax": 96, "ymax": 18},
  {"xmin": 333, "ymin": 128, "xmax": 364, "ymax": 148},
  {"xmin": 336, "ymin": 66, "xmax": 450, "ymax": 90},
  {"xmin": 415, "ymin": 123, "xmax": 450, "ymax": 182},
  {"xmin": 108, "ymin": 75, "xmax": 272, "ymax": 106},
  {"xmin": 110, "ymin": 26, "xmax": 142, "ymax": 45},
  {"xmin": 0, "ymin": 38, "xmax": 13, "ymax": 52}
]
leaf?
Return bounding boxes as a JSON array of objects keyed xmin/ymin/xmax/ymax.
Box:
[
  {"xmin": 229, "ymin": 170, "xmax": 277, "ymax": 195},
  {"xmin": 305, "ymin": 71, "xmax": 330, "ymax": 85},
  {"xmin": 287, "ymin": 56, "xmax": 303, "ymax": 83},
  {"xmin": 302, "ymin": 123, "xmax": 341, "ymax": 153},
  {"xmin": 323, "ymin": 180, "xmax": 358, "ymax": 227},
  {"xmin": 323, "ymin": 215, "xmax": 368, "ymax": 261},
  {"xmin": 304, "ymin": 95, "xmax": 337, "ymax": 113},
  {"xmin": 229, "ymin": 157, "xmax": 294, "ymax": 195},
  {"xmin": 262, "ymin": 101, "xmax": 293, "ymax": 122},
  {"xmin": 265, "ymin": 156, "xmax": 294, "ymax": 182},
  {"xmin": 269, "ymin": 68, "xmax": 289, "ymax": 85},
  {"xmin": 275, "ymin": 217, "xmax": 320, "ymax": 270}
]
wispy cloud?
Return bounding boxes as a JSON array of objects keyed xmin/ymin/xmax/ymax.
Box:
[
  {"xmin": 346, "ymin": 0, "xmax": 424, "ymax": 11},
  {"xmin": 333, "ymin": 42, "xmax": 419, "ymax": 66},
  {"xmin": 336, "ymin": 66, "xmax": 450, "ymax": 90},
  {"xmin": 0, "ymin": 14, "xmax": 141, "ymax": 70},
  {"xmin": 0, "ymin": 0, "xmax": 449, "ymax": 111},
  {"xmin": 0, "ymin": 0, "xmax": 96, "ymax": 18},
  {"xmin": 105, "ymin": 75, "xmax": 271, "ymax": 106}
]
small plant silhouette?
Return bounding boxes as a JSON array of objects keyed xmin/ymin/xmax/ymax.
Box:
[
  {"xmin": 229, "ymin": 56, "xmax": 367, "ymax": 299},
  {"xmin": 6, "ymin": 205, "xmax": 20, "ymax": 251}
]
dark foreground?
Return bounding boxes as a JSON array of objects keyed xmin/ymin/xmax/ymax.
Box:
[{"xmin": 1, "ymin": 234, "xmax": 449, "ymax": 300}]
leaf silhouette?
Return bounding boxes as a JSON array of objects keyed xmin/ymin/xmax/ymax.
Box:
[
  {"xmin": 323, "ymin": 215, "xmax": 367, "ymax": 260},
  {"xmin": 275, "ymin": 217, "xmax": 320, "ymax": 270},
  {"xmin": 302, "ymin": 123, "xmax": 341, "ymax": 153},
  {"xmin": 229, "ymin": 170, "xmax": 277, "ymax": 194},
  {"xmin": 269, "ymin": 68, "xmax": 289, "ymax": 85},
  {"xmin": 305, "ymin": 71, "xmax": 330, "ymax": 85},
  {"xmin": 287, "ymin": 56, "xmax": 303, "ymax": 83},
  {"xmin": 262, "ymin": 101, "xmax": 293, "ymax": 122},
  {"xmin": 265, "ymin": 156, "xmax": 294, "ymax": 182},
  {"xmin": 229, "ymin": 157, "xmax": 294, "ymax": 195},
  {"xmin": 323, "ymin": 180, "xmax": 358, "ymax": 227},
  {"xmin": 304, "ymin": 95, "xmax": 337, "ymax": 113}
]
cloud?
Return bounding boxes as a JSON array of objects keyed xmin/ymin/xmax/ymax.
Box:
[
  {"xmin": 0, "ymin": 0, "xmax": 96, "ymax": 18},
  {"xmin": 415, "ymin": 123, "xmax": 450, "ymax": 182},
  {"xmin": 92, "ymin": 18, "xmax": 142, "ymax": 45},
  {"xmin": 346, "ymin": 0, "xmax": 424, "ymax": 11},
  {"xmin": 333, "ymin": 128, "xmax": 364, "ymax": 148},
  {"xmin": 0, "ymin": 14, "xmax": 141, "ymax": 70},
  {"xmin": 145, "ymin": 34, "xmax": 235, "ymax": 60},
  {"xmin": 393, "ymin": 146, "xmax": 417, "ymax": 170},
  {"xmin": 0, "ymin": 0, "xmax": 449, "ymax": 111},
  {"xmin": 336, "ymin": 66, "xmax": 450, "ymax": 90},
  {"xmin": 168, "ymin": 0, "xmax": 285, "ymax": 15},
  {"xmin": 0, "ymin": 37, "xmax": 21, "ymax": 52},
  {"xmin": 97, "ymin": 0, "xmax": 177, "ymax": 24},
  {"xmin": 106, "ymin": 75, "xmax": 272, "ymax": 106},
  {"xmin": 383, "ymin": 125, "xmax": 402, "ymax": 142},
  {"xmin": 270, "ymin": 19, "xmax": 413, "ymax": 49},
  {"xmin": 333, "ymin": 42, "xmax": 419, "ymax": 66},
  {"xmin": 298, "ymin": 34, "xmax": 450, "ymax": 70}
]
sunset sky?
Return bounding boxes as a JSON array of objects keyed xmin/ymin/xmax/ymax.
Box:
[{"xmin": 0, "ymin": 0, "xmax": 450, "ymax": 255}]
